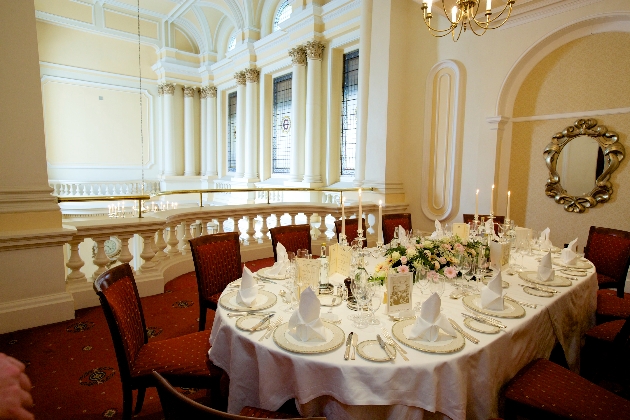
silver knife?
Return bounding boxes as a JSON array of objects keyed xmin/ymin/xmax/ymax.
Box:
[
  {"xmin": 461, "ymin": 312, "xmax": 506, "ymax": 329},
  {"xmin": 521, "ymin": 281, "xmax": 559, "ymax": 294},
  {"xmin": 344, "ymin": 332, "xmax": 353, "ymax": 360},
  {"xmin": 448, "ymin": 318, "xmax": 479, "ymax": 344},
  {"xmin": 249, "ymin": 313, "xmax": 275, "ymax": 332},
  {"xmin": 504, "ymin": 295, "xmax": 538, "ymax": 309},
  {"xmin": 376, "ymin": 335, "xmax": 395, "ymax": 361},
  {"xmin": 351, "ymin": 332, "xmax": 358, "ymax": 360}
]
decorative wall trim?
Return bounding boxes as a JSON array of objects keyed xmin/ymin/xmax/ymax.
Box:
[
  {"xmin": 322, "ymin": 0, "xmax": 361, "ymax": 23},
  {"xmin": 0, "ymin": 292, "xmax": 75, "ymax": 335},
  {"xmin": 421, "ymin": 60, "xmax": 465, "ymax": 221},
  {"xmin": 510, "ymin": 107, "xmax": 630, "ymax": 123},
  {"xmin": 40, "ymin": 61, "xmax": 158, "ymax": 87},
  {"xmin": 0, "ymin": 189, "xmax": 60, "ymax": 215},
  {"xmin": 329, "ymin": 28, "xmax": 360, "ymax": 49},
  {"xmin": 501, "ymin": 0, "xmax": 604, "ymax": 30},
  {"xmin": 102, "ymin": 7, "xmax": 159, "ymax": 39},
  {"xmin": 0, "ymin": 227, "xmax": 76, "ymax": 251}
]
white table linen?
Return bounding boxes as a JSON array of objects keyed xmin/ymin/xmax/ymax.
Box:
[{"xmin": 209, "ymin": 250, "xmax": 596, "ymax": 420}]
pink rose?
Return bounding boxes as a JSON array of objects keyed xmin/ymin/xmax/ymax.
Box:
[{"xmin": 398, "ymin": 265, "xmax": 410, "ymax": 273}]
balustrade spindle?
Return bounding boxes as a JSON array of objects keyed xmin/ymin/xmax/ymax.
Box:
[
  {"xmin": 260, "ymin": 215, "xmax": 270, "ymax": 242},
  {"xmin": 92, "ymin": 237, "xmax": 111, "ymax": 280},
  {"xmin": 166, "ymin": 224, "xmax": 181, "ymax": 256},
  {"xmin": 117, "ymin": 235, "xmax": 134, "ymax": 267},
  {"xmin": 65, "ymin": 239, "xmax": 87, "ymax": 283},
  {"xmin": 154, "ymin": 229, "xmax": 168, "ymax": 261},
  {"xmin": 139, "ymin": 233, "xmax": 157, "ymax": 270},
  {"xmin": 317, "ymin": 214, "xmax": 328, "ymax": 241},
  {"xmin": 246, "ymin": 215, "xmax": 257, "ymax": 244},
  {"xmin": 180, "ymin": 220, "xmax": 193, "ymax": 254}
]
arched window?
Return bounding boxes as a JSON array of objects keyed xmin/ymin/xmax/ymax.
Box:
[
  {"xmin": 273, "ymin": 0, "xmax": 292, "ymax": 32},
  {"xmin": 341, "ymin": 50, "xmax": 359, "ymax": 176},
  {"xmin": 227, "ymin": 32, "xmax": 237, "ymax": 51},
  {"xmin": 272, "ymin": 74, "xmax": 292, "ymax": 174}
]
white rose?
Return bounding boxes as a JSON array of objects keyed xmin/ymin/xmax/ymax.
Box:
[
  {"xmin": 406, "ymin": 247, "xmax": 417, "ymax": 258},
  {"xmin": 391, "ymin": 251, "xmax": 401, "ymax": 262}
]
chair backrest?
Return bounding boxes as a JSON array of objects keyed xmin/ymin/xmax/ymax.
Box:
[
  {"xmin": 190, "ymin": 232, "xmax": 242, "ymax": 302},
  {"xmin": 382, "ymin": 213, "xmax": 412, "ymax": 245},
  {"xmin": 152, "ymin": 371, "xmax": 322, "ymax": 420},
  {"xmin": 94, "ymin": 263, "xmax": 148, "ymax": 385},
  {"xmin": 584, "ymin": 226, "xmax": 630, "ymax": 297},
  {"xmin": 334, "ymin": 218, "xmax": 367, "ymax": 246},
  {"xmin": 462, "ymin": 214, "xmax": 505, "ymax": 234},
  {"xmin": 269, "ymin": 224, "xmax": 312, "ymax": 262}
]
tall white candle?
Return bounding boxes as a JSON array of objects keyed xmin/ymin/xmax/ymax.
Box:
[
  {"xmin": 451, "ymin": 6, "xmax": 457, "ymax": 22},
  {"xmin": 475, "ymin": 189, "xmax": 479, "ymax": 219},
  {"xmin": 357, "ymin": 189, "xmax": 363, "ymax": 233},
  {"xmin": 486, "ymin": 0, "xmax": 492, "ymax": 11},
  {"xmin": 426, "ymin": 0, "xmax": 432, "ymax": 14},
  {"xmin": 378, "ymin": 200, "xmax": 383, "ymax": 243},
  {"xmin": 507, "ymin": 191, "xmax": 511, "ymax": 221},
  {"xmin": 491, "ymin": 184, "xmax": 494, "ymax": 215},
  {"xmin": 341, "ymin": 196, "xmax": 345, "ymax": 236}
]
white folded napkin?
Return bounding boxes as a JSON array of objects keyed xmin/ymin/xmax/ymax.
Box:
[
  {"xmin": 537, "ymin": 251, "xmax": 555, "ymax": 282},
  {"xmin": 539, "ymin": 227, "xmax": 552, "ymax": 249},
  {"xmin": 408, "ymin": 293, "xmax": 457, "ymax": 342},
  {"xmin": 481, "ymin": 271, "xmax": 505, "ymax": 310},
  {"xmin": 398, "ymin": 225, "xmax": 408, "ymax": 247},
  {"xmin": 236, "ymin": 267, "xmax": 258, "ymax": 307},
  {"xmin": 561, "ymin": 238, "xmax": 579, "ymax": 265},
  {"xmin": 430, "ymin": 220, "xmax": 443, "ymax": 239},
  {"xmin": 288, "ymin": 287, "xmax": 326, "ymax": 342},
  {"xmin": 268, "ymin": 243, "xmax": 288, "ymax": 275}
]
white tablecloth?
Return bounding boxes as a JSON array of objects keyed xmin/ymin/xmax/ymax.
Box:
[{"xmin": 209, "ymin": 251, "xmax": 597, "ymax": 420}]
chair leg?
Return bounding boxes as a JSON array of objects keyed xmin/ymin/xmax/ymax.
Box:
[
  {"xmin": 122, "ymin": 385, "xmax": 133, "ymax": 420},
  {"xmin": 199, "ymin": 304, "xmax": 207, "ymax": 331},
  {"xmin": 134, "ymin": 387, "xmax": 146, "ymax": 414}
]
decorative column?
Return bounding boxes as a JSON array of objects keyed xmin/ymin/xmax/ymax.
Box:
[
  {"xmin": 160, "ymin": 83, "xmax": 177, "ymax": 176},
  {"xmin": 244, "ymin": 68, "xmax": 260, "ymax": 181},
  {"xmin": 234, "ymin": 71, "xmax": 247, "ymax": 178},
  {"xmin": 304, "ymin": 40, "xmax": 325, "ymax": 184},
  {"xmin": 200, "ymin": 87, "xmax": 208, "ymax": 176},
  {"xmin": 288, "ymin": 46, "xmax": 307, "ymax": 182},
  {"xmin": 204, "ymin": 86, "xmax": 218, "ymax": 176},
  {"xmin": 183, "ymin": 86, "xmax": 196, "ymax": 176}
]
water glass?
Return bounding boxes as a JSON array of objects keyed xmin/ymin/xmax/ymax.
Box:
[
  {"xmin": 428, "ymin": 273, "xmax": 445, "ymax": 296},
  {"xmin": 368, "ymin": 283, "xmax": 383, "ymax": 325}
]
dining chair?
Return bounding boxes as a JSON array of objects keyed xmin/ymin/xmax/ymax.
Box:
[
  {"xmin": 382, "ymin": 213, "xmax": 412, "ymax": 245},
  {"xmin": 462, "ymin": 214, "xmax": 505, "ymax": 234},
  {"xmin": 190, "ymin": 232, "xmax": 242, "ymax": 331},
  {"xmin": 94, "ymin": 263, "xmax": 224, "ymax": 420},
  {"xmin": 584, "ymin": 226, "xmax": 630, "ymax": 297},
  {"xmin": 503, "ymin": 358, "xmax": 630, "ymax": 420},
  {"xmin": 334, "ymin": 218, "xmax": 367, "ymax": 246},
  {"xmin": 269, "ymin": 224, "xmax": 312, "ymax": 262},
  {"xmin": 581, "ymin": 315, "xmax": 630, "ymax": 385},
  {"xmin": 153, "ymin": 371, "xmax": 326, "ymax": 419}
]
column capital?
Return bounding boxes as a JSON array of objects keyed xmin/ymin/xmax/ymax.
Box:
[
  {"xmin": 200, "ymin": 86, "xmax": 217, "ymax": 99},
  {"xmin": 158, "ymin": 83, "xmax": 176, "ymax": 96},
  {"xmin": 234, "ymin": 71, "xmax": 247, "ymax": 86},
  {"xmin": 288, "ymin": 45, "xmax": 307, "ymax": 65},
  {"xmin": 183, "ymin": 86, "xmax": 196, "ymax": 97},
  {"xmin": 245, "ymin": 68, "xmax": 260, "ymax": 83},
  {"xmin": 305, "ymin": 40, "xmax": 325, "ymax": 61}
]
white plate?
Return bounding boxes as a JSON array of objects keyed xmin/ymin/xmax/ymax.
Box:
[
  {"xmin": 391, "ymin": 319, "xmax": 465, "ymax": 354},
  {"xmin": 553, "ymin": 258, "xmax": 593, "ymax": 270},
  {"xmin": 462, "ymin": 294, "xmax": 526, "ymax": 318},
  {"xmin": 257, "ymin": 266, "xmax": 289, "ymax": 280},
  {"xmin": 235, "ymin": 314, "xmax": 271, "ymax": 332},
  {"xmin": 518, "ymin": 271, "xmax": 571, "ymax": 287},
  {"xmin": 481, "ymin": 278, "xmax": 510, "ymax": 288},
  {"xmin": 356, "ymin": 340, "xmax": 394, "ymax": 362},
  {"xmin": 219, "ymin": 290, "xmax": 278, "ymax": 311},
  {"xmin": 273, "ymin": 322, "xmax": 345, "ymax": 354},
  {"xmin": 318, "ymin": 295, "xmax": 342, "ymax": 307},
  {"xmin": 523, "ymin": 286, "xmax": 553, "ymax": 297},
  {"xmin": 463, "ymin": 317, "xmax": 500, "ymax": 334}
]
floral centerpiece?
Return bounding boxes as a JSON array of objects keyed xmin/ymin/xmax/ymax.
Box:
[{"xmin": 373, "ymin": 235, "xmax": 483, "ymax": 283}]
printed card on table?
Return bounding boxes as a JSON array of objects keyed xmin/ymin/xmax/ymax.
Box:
[
  {"xmin": 386, "ymin": 271, "xmax": 413, "ymax": 314},
  {"xmin": 489, "ymin": 240, "xmax": 510, "ymax": 271},
  {"xmin": 327, "ymin": 244, "xmax": 353, "ymax": 277},
  {"xmin": 296, "ymin": 258, "xmax": 321, "ymax": 293}
]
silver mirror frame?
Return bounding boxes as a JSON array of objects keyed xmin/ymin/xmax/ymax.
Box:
[{"xmin": 544, "ymin": 118, "xmax": 625, "ymax": 213}]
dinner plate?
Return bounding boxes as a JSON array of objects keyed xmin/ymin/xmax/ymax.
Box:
[
  {"xmin": 552, "ymin": 258, "xmax": 593, "ymax": 269},
  {"xmin": 391, "ymin": 319, "xmax": 465, "ymax": 354},
  {"xmin": 518, "ymin": 271, "xmax": 571, "ymax": 287},
  {"xmin": 235, "ymin": 314, "xmax": 271, "ymax": 332},
  {"xmin": 481, "ymin": 278, "xmax": 510, "ymax": 288},
  {"xmin": 356, "ymin": 340, "xmax": 394, "ymax": 362},
  {"xmin": 318, "ymin": 295, "xmax": 342, "ymax": 307},
  {"xmin": 523, "ymin": 286, "xmax": 553, "ymax": 297},
  {"xmin": 257, "ymin": 266, "xmax": 289, "ymax": 280},
  {"xmin": 462, "ymin": 294, "xmax": 526, "ymax": 318},
  {"xmin": 273, "ymin": 322, "xmax": 345, "ymax": 354},
  {"xmin": 463, "ymin": 317, "xmax": 500, "ymax": 334},
  {"xmin": 219, "ymin": 290, "xmax": 278, "ymax": 311}
]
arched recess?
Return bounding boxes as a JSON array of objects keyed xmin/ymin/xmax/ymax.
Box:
[
  {"xmin": 421, "ymin": 60, "xmax": 466, "ymax": 222},
  {"xmin": 215, "ymin": 15, "xmax": 237, "ymax": 60},
  {"xmin": 258, "ymin": 0, "xmax": 286, "ymax": 38},
  {"xmin": 172, "ymin": 21, "xmax": 202, "ymax": 54}
]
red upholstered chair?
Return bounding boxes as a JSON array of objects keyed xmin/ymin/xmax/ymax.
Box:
[
  {"xmin": 153, "ymin": 371, "xmax": 326, "ymax": 420},
  {"xmin": 503, "ymin": 358, "xmax": 630, "ymax": 420},
  {"xmin": 269, "ymin": 224, "xmax": 312, "ymax": 262},
  {"xmin": 462, "ymin": 214, "xmax": 505, "ymax": 234},
  {"xmin": 382, "ymin": 213, "xmax": 412, "ymax": 245},
  {"xmin": 334, "ymin": 218, "xmax": 367, "ymax": 247},
  {"xmin": 94, "ymin": 264, "xmax": 224, "ymax": 420},
  {"xmin": 190, "ymin": 232, "xmax": 242, "ymax": 331},
  {"xmin": 581, "ymin": 315, "xmax": 630, "ymax": 384},
  {"xmin": 584, "ymin": 226, "xmax": 630, "ymax": 297}
]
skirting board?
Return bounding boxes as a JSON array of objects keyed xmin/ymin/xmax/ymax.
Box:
[{"xmin": 0, "ymin": 292, "xmax": 75, "ymax": 334}]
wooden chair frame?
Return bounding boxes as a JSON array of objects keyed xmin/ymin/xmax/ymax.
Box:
[
  {"xmin": 382, "ymin": 213, "xmax": 412, "ymax": 245},
  {"xmin": 269, "ymin": 224, "xmax": 312, "ymax": 262},
  {"xmin": 584, "ymin": 225, "xmax": 630, "ymax": 298}
]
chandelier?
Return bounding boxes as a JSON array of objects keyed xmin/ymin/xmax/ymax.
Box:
[{"xmin": 420, "ymin": 0, "xmax": 515, "ymax": 41}]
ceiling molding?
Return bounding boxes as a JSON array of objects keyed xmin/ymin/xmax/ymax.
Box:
[{"xmin": 501, "ymin": 0, "xmax": 605, "ymax": 30}]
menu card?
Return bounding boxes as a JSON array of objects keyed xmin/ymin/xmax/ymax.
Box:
[
  {"xmin": 386, "ymin": 271, "xmax": 413, "ymax": 314},
  {"xmin": 327, "ymin": 243, "xmax": 352, "ymax": 277},
  {"xmin": 489, "ymin": 240, "xmax": 510, "ymax": 271},
  {"xmin": 452, "ymin": 223, "xmax": 470, "ymax": 240},
  {"xmin": 296, "ymin": 258, "xmax": 321, "ymax": 294}
]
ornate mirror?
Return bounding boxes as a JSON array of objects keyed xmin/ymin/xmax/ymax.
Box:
[{"xmin": 544, "ymin": 118, "xmax": 625, "ymax": 213}]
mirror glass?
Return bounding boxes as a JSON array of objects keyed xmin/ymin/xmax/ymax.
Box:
[{"xmin": 555, "ymin": 135, "xmax": 606, "ymax": 196}]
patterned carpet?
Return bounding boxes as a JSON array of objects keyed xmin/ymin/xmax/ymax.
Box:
[{"xmin": 0, "ymin": 257, "xmax": 276, "ymax": 420}]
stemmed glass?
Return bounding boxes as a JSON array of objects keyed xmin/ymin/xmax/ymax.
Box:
[
  {"xmin": 414, "ymin": 265, "xmax": 429, "ymax": 312},
  {"xmin": 461, "ymin": 257, "xmax": 473, "ymax": 291},
  {"xmin": 367, "ymin": 281, "xmax": 383, "ymax": 325},
  {"xmin": 476, "ymin": 256, "xmax": 488, "ymax": 289},
  {"xmin": 452, "ymin": 253, "xmax": 464, "ymax": 291},
  {"xmin": 282, "ymin": 255, "xmax": 298, "ymax": 312},
  {"xmin": 428, "ymin": 273, "xmax": 445, "ymax": 296},
  {"xmin": 350, "ymin": 276, "xmax": 369, "ymax": 329}
]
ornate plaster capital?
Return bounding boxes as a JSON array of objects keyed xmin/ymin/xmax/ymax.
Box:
[
  {"xmin": 305, "ymin": 40, "xmax": 325, "ymax": 61},
  {"xmin": 234, "ymin": 71, "xmax": 247, "ymax": 85},
  {"xmin": 200, "ymin": 86, "xmax": 217, "ymax": 99},
  {"xmin": 183, "ymin": 86, "xmax": 196, "ymax": 97},
  {"xmin": 288, "ymin": 46, "xmax": 307, "ymax": 66},
  {"xmin": 159, "ymin": 83, "xmax": 176, "ymax": 96},
  {"xmin": 245, "ymin": 68, "xmax": 260, "ymax": 83}
]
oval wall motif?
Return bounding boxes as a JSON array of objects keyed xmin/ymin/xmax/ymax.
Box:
[{"xmin": 421, "ymin": 60, "xmax": 465, "ymax": 221}]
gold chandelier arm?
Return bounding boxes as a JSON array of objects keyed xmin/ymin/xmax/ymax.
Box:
[
  {"xmin": 467, "ymin": 21, "xmax": 489, "ymax": 36},
  {"xmin": 421, "ymin": 3, "xmax": 457, "ymax": 34},
  {"xmin": 472, "ymin": 0, "xmax": 514, "ymax": 28},
  {"xmin": 451, "ymin": 21, "xmax": 465, "ymax": 41}
]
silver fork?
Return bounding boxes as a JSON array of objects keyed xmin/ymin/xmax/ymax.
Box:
[
  {"xmin": 380, "ymin": 328, "xmax": 409, "ymax": 361},
  {"xmin": 260, "ymin": 316, "xmax": 283, "ymax": 341}
]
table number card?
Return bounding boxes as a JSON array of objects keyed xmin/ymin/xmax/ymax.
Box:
[
  {"xmin": 327, "ymin": 244, "xmax": 352, "ymax": 277},
  {"xmin": 452, "ymin": 223, "xmax": 470, "ymax": 240},
  {"xmin": 296, "ymin": 258, "xmax": 321, "ymax": 293},
  {"xmin": 386, "ymin": 271, "xmax": 413, "ymax": 314},
  {"xmin": 489, "ymin": 240, "xmax": 510, "ymax": 271}
]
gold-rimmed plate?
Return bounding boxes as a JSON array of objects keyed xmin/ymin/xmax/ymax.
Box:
[
  {"xmin": 257, "ymin": 266, "xmax": 289, "ymax": 280},
  {"xmin": 273, "ymin": 322, "xmax": 345, "ymax": 354},
  {"xmin": 463, "ymin": 317, "xmax": 500, "ymax": 334},
  {"xmin": 462, "ymin": 294, "xmax": 525, "ymax": 318},
  {"xmin": 523, "ymin": 286, "xmax": 554, "ymax": 297},
  {"xmin": 553, "ymin": 258, "xmax": 593, "ymax": 270},
  {"xmin": 518, "ymin": 271, "xmax": 571, "ymax": 287},
  {"xmin": 235, "ymin": 314, "xmax": 271, "ymax": 332},
  {"xmin": 356, "ymin": 340, "xmax": 394, "ymax": 362},
  {"xmin": 391, "ymin": 319, "xmax": 465, "ymax": 354},
  {"xmin": 481, "ymin": 278, "xmax": 510, "ymax": 288},
  {"xmin": 560, "ymin": 269, "xmax": 587, "ymax": 277},
  {"xmin": 219, "ymin": 290, "xmax": 277, "ymax": 312},
  {"xmin": 318, "ymin": 295, "xmax": 342, "ymax": 307}
]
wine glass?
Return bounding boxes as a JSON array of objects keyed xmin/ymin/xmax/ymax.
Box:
[
  {"xmin": 350, "ymin": 277, "xmax": 369, "ymax": 329},
  {"xmin": 476, "ymin": 256, "xmax": 488, "ymax": 288},
  {"xmin": 461, "ymin": 257, "xmax": 473, "ymax": 291},
  {"xmin": 452, "ymin": 253, "xmax": 463, "ymax": 290},
  {"xmin": 367, "ymin": 281, "xmax": 382, "ymax": 325},
  {"xmin": 428, "ymin": 273, "xmax": 445, "ymax": 296}
]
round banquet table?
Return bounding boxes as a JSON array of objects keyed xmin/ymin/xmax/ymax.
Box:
[{"xmin": 208, "ymin": 249, "xmax": 597, "ymax": 420}]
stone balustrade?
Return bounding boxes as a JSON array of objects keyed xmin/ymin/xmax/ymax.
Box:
[
  {"xmin": 62, "ymin": 202, "xmax": 407, "ymax": 309},
  {"xmin": 50, "ymin": 180, "xmax": 161, "ymax": 197}
]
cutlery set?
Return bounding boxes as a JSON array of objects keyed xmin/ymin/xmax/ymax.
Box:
[
  {"xmin": 259, "ymin": 316, "xmax": 284, "ymax": 341},
  {"xmin": 227, "ymin": 310, "xmax": 275, "ymax": 318},
  {"xmin": 520, "ymin": 281, "xmax": 559, "ymax": 294},
  {"xmin": 249, "ymin": 313, "xmax": 275, "ymax": 332},
  {"xmin": 461, "ymin": 312, "xmax": 507, "ymax": 329},
  {"xmin": 448, "ymin": 318, "xmax": 479, "ymax": 344},
  {"xmin": 505, "ymin": 295, "xmax": 538, "ymax": 309}
]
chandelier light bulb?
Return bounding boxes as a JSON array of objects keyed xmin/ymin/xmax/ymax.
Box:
[
  {"xmin": 451, "ymin": 6, "xmax": 457, "ymax": 22},
  {"xmin": 486, "ymin": 0, "xmax": 492, "ymax": 10},
  {"xmin": 425, "ymin": 0, "xmax": 432, "ymax": 14}
]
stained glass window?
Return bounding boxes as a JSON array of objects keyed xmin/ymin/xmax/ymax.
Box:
[
  {"xmin": 341, "ymin": 50, "xmax": 359, "ymax": 176},
  {"xmin": 272, "ymin": 74, "xmax": 292, "ymax": 174},
  {"xmin": 273, "ymin": 0, "xmax": 292, "ymax": 31},
  {"xmin": 227, "ymin": 92, "xmax": 237, "ymax": 172}
]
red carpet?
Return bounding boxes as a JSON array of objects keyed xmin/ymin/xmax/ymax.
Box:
[{"xmin": 0, "ymin": 258, "xmax": 276, "ymax": 420}]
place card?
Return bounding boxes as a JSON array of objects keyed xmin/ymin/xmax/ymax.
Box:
[
  {"xmin": 452, "ymin": 223, "xmax": 470, "ymax": 240},
  {"xmin": 489, "ymin": 240, "xmax": 510, "ymax": 271},
  {"xmin": 327, "ymin": 243, "xmax": 352, "ymax": 277},
  {"xmin": 386, "ymin": 271, "xmax": 413, "ymax": 314},
  {"xmin": 296, "ymin": 258, "xmax": 321, "ymax": 294}
]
